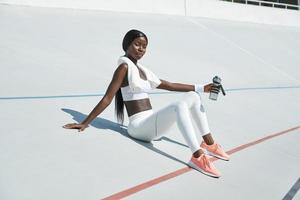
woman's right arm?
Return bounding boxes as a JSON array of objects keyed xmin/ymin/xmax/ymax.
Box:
[{"xmin": 63, "ymin": 63, "xmax": 128, "ymax": 132}]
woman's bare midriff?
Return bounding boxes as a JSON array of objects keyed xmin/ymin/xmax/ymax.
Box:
[{"xmin": 124, "ymin": 98, "xmax": 152, "ymax": 117}]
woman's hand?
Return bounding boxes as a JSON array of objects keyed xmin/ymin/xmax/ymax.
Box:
[
  {"xmin": 204, "ymin": 83, "xmax": 222, "ymax": 94},
  {"xmin": 204, "ymin": 83, "xmax": 214, "ymax": 93},
  {"xmin": 63, "ymin": 123, "xmax": 88, "ymax": 132}
]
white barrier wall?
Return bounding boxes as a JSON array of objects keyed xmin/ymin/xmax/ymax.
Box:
[
  {"xmin": 1, "ymin": 0, "xmax": 300, "ymax": 26},
  {"xmin": 187, "ymin": 0, "xmax": 300, "ymax": 27},
  {"xmin": 0, "ymin": 0, "xmax": 186, "ymax": 15}
]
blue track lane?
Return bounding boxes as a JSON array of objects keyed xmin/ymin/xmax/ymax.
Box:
[{"xmin": 1, "ymin": 86, "xmax": 300, "ymax": 100}]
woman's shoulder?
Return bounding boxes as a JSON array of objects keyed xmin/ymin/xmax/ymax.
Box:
[
  {"xmin": 114, "ymin": 61, "xmax": 128, "ymax": 86},
  {"xmin": 116, "ymin": 56, "xmax": 128, "ymax": 68},
  {"xmin": 118, "ymin": 56, "xmax": 131, "ymax": 66}
]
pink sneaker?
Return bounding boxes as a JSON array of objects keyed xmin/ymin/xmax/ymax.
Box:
[
  {"xmin": 200, "ymin": 141, "xmax": 230, "ymax": 161},
  {"xmin": 188, "ymin": 154, "xmax": 221, "ymax": 178}
]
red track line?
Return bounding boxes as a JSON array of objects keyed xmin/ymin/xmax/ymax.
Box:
[{"xmin": 102, "ymin": 125, "xmax": 300, "ymax": 200}]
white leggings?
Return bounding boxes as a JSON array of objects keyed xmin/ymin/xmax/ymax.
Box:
[{"xmin": 127, "ymin": 91, "xmax": 211, "ymax": 153}]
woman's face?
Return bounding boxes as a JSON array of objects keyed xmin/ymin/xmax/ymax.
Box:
[{"xmin": 126, "ymin": 37, "xmax": 148, "ymax": 60}]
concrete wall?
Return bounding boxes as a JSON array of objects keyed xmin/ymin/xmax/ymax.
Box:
[
  {"xmin": 0, "ymin": 0, "xmax": 186, "ymax": 15},
  {"xmin": 1, "ymin": 0, "xmax": 300, "ymax": 26},
  {"xmin": 187, "ymin": 0, "xmax": 300, "ymax": 27}
]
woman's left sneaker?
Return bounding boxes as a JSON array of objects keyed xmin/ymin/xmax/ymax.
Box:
[
  {"xmin": 200, "ymin": 141, "xmax": 230, "ymax": 161},
  {"xmin": 188, "ymin": 154, "xmax": 221, "ymax": 178}
]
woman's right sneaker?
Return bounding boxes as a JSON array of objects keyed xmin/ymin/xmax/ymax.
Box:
[
  {"xmin": 200, "ymin": 141, "xmax": 230, "ymax": 161},
  {"xmin": 188, "ymin": 154, "xmax": 221, "ymax": 178}
]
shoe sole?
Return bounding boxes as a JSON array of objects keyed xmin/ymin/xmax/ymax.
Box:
[
  {"xmin": 201, "ymin": 149, "xmax": 230, "ymax": 161},
  {"xmin": 188, "ymin": 161, "xmax": 220, "ymax": 178}
]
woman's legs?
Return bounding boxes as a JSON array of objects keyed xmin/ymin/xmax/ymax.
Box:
[
  {"xmin": 127, "ymin": 91, "xmax": 223, "ymax": 177},
  {"xmin": 184, "ymin": 92, "xmax": 215, "ymax": 145},
  {"xmin": 131, "ymin": 100, "xmax": 202, "ymax": 154},
  {"xmin": 155, "ymin": 92, "xmax": 215, "ymax": 157},
  {"xmin": 184, "ymin": 92, "xmax": 230, "ymax": 160},
  {"xmin": 154, "ymin": 100, "xmax": 203, "ymax": 155},
  {"xmin": 128, "ymin": 92, "xmax": 212, "ymax": 155}
]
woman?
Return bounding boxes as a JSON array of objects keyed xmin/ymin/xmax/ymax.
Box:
[{"xmin": 63, "ymin": 29, "xmax": 229, "ymax": 178}]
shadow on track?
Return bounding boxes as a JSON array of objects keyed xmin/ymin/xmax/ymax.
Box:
[{"xmin": 62, "ymin": 108, "xmax": 188, "ymax": 165}]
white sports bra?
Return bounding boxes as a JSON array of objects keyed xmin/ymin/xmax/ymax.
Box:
[{"xmin": 121, "ymin": 78, "xmax": 151, "ymax": 101}]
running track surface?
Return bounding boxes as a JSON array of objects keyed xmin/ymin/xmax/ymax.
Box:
[
  {"xmin": 1, "ymin": 4, "xmax": 300, "ymax": 200},
  {"xmin": 103, "ymin": 125, "xmax": 300, "ymax": 199}
]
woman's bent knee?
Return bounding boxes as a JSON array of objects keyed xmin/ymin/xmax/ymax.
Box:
[
  {"xmin": 174, "ymin": 101, "xmax": 188, "ymax": 113},
  {"xmin": 183, "ymin": 91, "xmax": 202, "ymax": 108},
  {"xmin": 188, "ymin": 91, "xmax": 201, "ymax": 101}
]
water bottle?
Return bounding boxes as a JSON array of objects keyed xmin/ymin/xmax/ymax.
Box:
[{"xmin": 209, "ymin": 76, "xmax": 226, "ymax": 100}]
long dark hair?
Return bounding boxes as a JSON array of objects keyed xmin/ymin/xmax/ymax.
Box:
[
  {"xmin": 115, "ymin": 89, "xmax": 125, "ymax": 124},
  {"xmin": 114, "ymin": 29, "xmax": 148, "ymax": 124}
]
